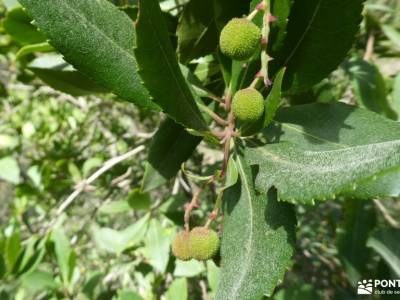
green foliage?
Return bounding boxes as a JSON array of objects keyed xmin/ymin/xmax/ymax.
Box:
[
  {"xmin": 18, "ymin": 0, "xmax": 159, "ymax": 110},
  {"xmin": 2, "ymin": 0, "xmax": 400, "ymax": 298},
  {"xmin": 141, "ymin": 118, "xmax": 202, "ymax": 192},
  {"xmin": 217, "ymin": 154, "xmax": 296, "ymax": 299},
  {"xmin": 246, "ymin": 102, "xmax": 400, "ymax": 204},
  {"xmin": 135, "ymin": 0, "xmax": 208, "ymax": 131},
  {"xmin": 274, "ymin": 0, "xmax": 365, "ymax": 93}
]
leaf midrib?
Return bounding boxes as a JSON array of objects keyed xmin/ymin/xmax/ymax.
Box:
[
  {"xmin": 283, "ymin": 0, "xmax": 322, "ymax": 66},
  {"xmin": 229, "ymin": 155, "xmax": 254, "ymax": 298},
  {"xmin": 58, "ymin": 1, "xmax": 135, "ymax": 67}
]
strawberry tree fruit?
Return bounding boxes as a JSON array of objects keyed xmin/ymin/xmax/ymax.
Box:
[
  {"xmin": 172, "ymin": 231, "xmax": 192, "ymax": 261},
  {"xmin": 232, "ymin": 88, "xmax": 265, "ymax": 123},
  {"xmin": 189, "ymin": 227, "xmax": 220, "ymax": 261},
  {"xmin": 219, "ymin": 18, "xmax": 261, "ymax": 61}
]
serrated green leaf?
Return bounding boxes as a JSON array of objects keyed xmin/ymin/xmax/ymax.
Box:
[
  {"xmin": 345, "ymin": 58, "xmax": 396, "ymax": 119},
  {"xmin": 245, "ymin": 102, "xmax": 400, "ymax": 204},
  {"xmin": 141, "ymin": 118, "xmax": 202, "ymax": 192},
  {"xmin": 367, "ymin": 229, "xmax": 400, "ymax": 277},
  {"xmin": 19, "ymin": 0, "xmax": 158, "ymax": 110},
  {"xmin": 337, "ymin": 200, "xmax": 376, "ymax": 285},
  {"xmin": 216, "ymin": 153, "xmax": 296, "ymax": 300},
  {"xmin": 273, "ymin": 0, "xmax": 364, "ymax": 94},
  {"xmin": 135, "ymin": 0, "xmax": 208, "ymax": 131}
]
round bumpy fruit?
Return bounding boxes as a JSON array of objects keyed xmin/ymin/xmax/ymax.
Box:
[
  {"xmin": 219, "ymin": 18, "xmax": 261, "ymax": 61},
  {"xmin": 232, "ymin": 88, "xmax": 264, "ymax": 123},
  {"xmin": 189, "ymin": 227, "xmax": 220, "ymax": 261},
  {"xmin": 172, "ymin": 231, "xmax": 192, "ymax": 261}
]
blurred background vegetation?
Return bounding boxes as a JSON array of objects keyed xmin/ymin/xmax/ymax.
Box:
[{"xmin": 0, "ymin": 0, "xmax": 400, "ymax": 299}]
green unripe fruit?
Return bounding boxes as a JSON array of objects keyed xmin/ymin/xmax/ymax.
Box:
[
  {"xmin": 232, "ymin": 88, "xmax": 264, "ymax": 123},
  {"xmin": 220, "ymin": 18, "xmax": 261, "ymax": 61},
  {"xmin": 172, "ymin": 231, "xmax": 192, "ymax": 261},
  {"xmin": 189, "ymin": 227, "xmax": 219, "ymax": 261}
]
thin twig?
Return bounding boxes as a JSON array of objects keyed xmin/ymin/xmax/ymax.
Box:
[
  {"xmin": 364, "ymin": 32, "xmax": 375, "ymax": 61},
  {"xmin": 373, "ymin": 199, "xmax": 400, "ymax": 229},
  {"xmin": 56, "ymin": 145, "xmax": 145, "ymax": 216},
  {"xmin": 198, "ymin": 103, "xmax": 228, "ymax": 126}
]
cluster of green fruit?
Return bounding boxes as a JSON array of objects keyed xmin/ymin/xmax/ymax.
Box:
[
  {"xmin": 172, "ymin": 227, "xmax": 220, "ymax": 261},
  {"xmin": 220, "ymin": 18, "xmax": 265, "ymax": 127}
]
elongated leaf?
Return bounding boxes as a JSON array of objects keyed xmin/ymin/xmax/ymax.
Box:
[
  {"xmin": 382, "ymin": 25, "xmax": 400, "ymax": 49},
  {"xmin": 274, "ymin": 0, "xmax": 364, "ymax": 93},
  {"xmin": 135, "ymin": 0, "xmax": 208, "ymax": 131},
  {"xmin": 28, "ymin": 55, "xmax": 108, "ymax": 96},
  {"xmin": 143, "ymin": 219, "xmax": 172, "ymax": 273},
  {"xmin": 392, "ymin": 73, "xmax": 400, "ymax": 120},
  {"xmin": 245, "ymin": 102, "xmax": 400, "ymax": 204},
  {"xmin": 16, "ymin": 42, "xmax": 54, "ymax": 60},
  {"xmin": 337, "ymin": 200, "xmax": 376, "ymax": 285},
  {"xmin": 141, "ymin": 118, "xmax": 202, "ymax": 192},
  {"xmin": 19, "ymin": 0, "xmax": 158, "ymax": 110},
  {"xmin": 264, "ymin": 68, "xmax": 285, "ymax": 127},
  {"xmin": 367, "ymin": 229, "xmax": 400, "ymax": 277},
  {"xmin": 216, "ymin": 153, "xmax": 296, "ymax": 300},
  {"xmin": 3, "ymin": 6, "xmax": 46, "ymax": 45},
  {"xmin": 345, "ymin": 58, "xmax": 396, "ymax": 119}
]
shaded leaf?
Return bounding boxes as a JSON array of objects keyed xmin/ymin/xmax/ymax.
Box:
[
  {"xmin": 367, "ymin": 229, "xmax": 400, "ymax": 277},
  {"xmin": 127, "ymin": 189, "xmax": 151, "ymax": 210},
  {"xmin": 273, "ymin": 0, "xmax": 364, "ymax": 93},
  {"xmin": 28, "ymin": 54, "xmax": 108, "ymax": 96},
  {"xmin": 177, "ymin": 0, "xmax": 250, "ymax": 63},
  {"xmin": 246, "ymin": 102, "xmax": 400, "ymax": 204},
  {"xmin": 2, "ymin": 6, "xmax": 46, "ymax": 45},
  {"xmin": 141, "ymin": 118, "xmax": 201, "ymax": 192},
  {"xmin": 250, "ymin": 0, "xmax": 293, "ymax": 57},
  {"xmin": 264, "ymin": 68, "xmax": 285, "ymax": 127},
  {"xmin": 135, "ymin": 0, "xmax": 207, "ymax": 131},
  {"xmin": 345, "ymin": 58, "xmax": 396, "ymax": 119},
  {"xmin": 216, "ymin": 153, "xmax": 296, "ymax": 299},
  {"xmin": 19, "ymin": 0, "xmax": 158, "ymax": 110},
  {"xmin": 336, "ymin": 199, "xmax": 376, "ymax": 285}
]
